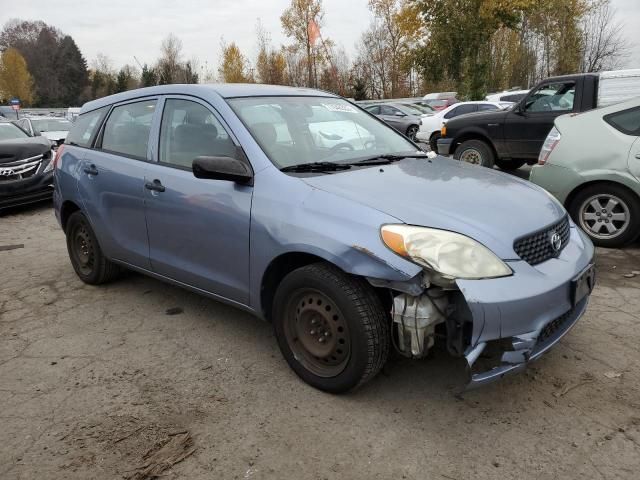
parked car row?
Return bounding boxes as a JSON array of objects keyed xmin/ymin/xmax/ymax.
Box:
[{"xmin": 435, "ymin": 69, "xmax": 640, "ymax": 247}]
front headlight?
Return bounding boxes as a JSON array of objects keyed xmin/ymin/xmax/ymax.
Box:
[{"xmin": 381, "ymin": 225, "xmax": 512, "ymax": 280}]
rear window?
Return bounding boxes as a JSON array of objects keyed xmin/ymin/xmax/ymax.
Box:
[
  {"xmin": 66, "ymin": 107, "xmax": 108, "ymax": 147},
  {"xmin": 604, "ymin": 107, "xmax": 640, "ymax": 136}
]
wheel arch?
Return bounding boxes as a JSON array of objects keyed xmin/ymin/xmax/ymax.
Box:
[
  {"xmin": 60, "ymin": 200, "xmax": 82, "ymax": 233},
  {"xmin": 564, "ymin": 179, "xmax": 640, "ymax": 211},
  {"xmin": 450, "ymin": 131, "xmax": 498, "ymax": 159}
]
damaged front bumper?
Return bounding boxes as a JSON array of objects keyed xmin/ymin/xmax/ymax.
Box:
[{"xmin": 459, "ymin": 226, "xmax": 595, "ymax": 388}]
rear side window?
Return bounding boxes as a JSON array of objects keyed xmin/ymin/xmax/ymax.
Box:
[
  {"xmin": 66, "ymin": 107, "xmax": 108, "ymax": 147},
  {"xmin": 444, "ymin": 104, "xmax": 477, "ymax": 119},
  {"xmin": 365, "ymin": 105, "xmax": 380, "ymax": 115},
  {"xmin": 477, "ymin": 104, "xmax": 498, "ymax": 112},
  {"xmin": 101, "ymin": 100, "xmax": 157, "ymax": 159},
  {"xmin": 604, "ymin": 107, "xmax": 640, "ymax": 136}
]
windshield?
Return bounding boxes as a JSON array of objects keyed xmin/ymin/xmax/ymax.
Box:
[
  {"xmin": 31, "ymin": 118, "xmax": 71, "ymax": 132},
  {"xmin": 401, "ymin": 103, "xmax": 434, "ymax": 114},
  {"xmin": 228, "ymin": 96, "xmax": 418, "ymax": 168},
  {"xmin": 0, "ymin": 122, "xmax": 29, "ymax": 141}
]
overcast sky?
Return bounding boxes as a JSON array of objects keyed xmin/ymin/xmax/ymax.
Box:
[{"xmin": 0, "ymin": 0, "xmax": 638, "ymax": 76}]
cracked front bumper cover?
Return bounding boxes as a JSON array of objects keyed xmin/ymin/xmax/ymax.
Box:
[{"xmin": 465, "ymin": 296, "xmax": 589, "ymax": 389}]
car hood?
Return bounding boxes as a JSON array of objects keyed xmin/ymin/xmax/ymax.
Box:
[
  {"xmin": 301, "ymin": 157, "xmax": 567, "ymax": 259},
  {"xmin": 0, "ymin": 137, "xmax": 52, "ymax": 164},
  {"xmin": 447, "ymin": 109, "xmax": 508, "ymax": 128},
  {"xmin": 40, "ymin": 131, "xmax": 68, "ymax": 141}
]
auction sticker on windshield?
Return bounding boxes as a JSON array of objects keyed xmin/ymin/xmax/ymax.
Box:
[{"xmin": 322, "ymin": 103, "xmax": 357, "ymax": 113}]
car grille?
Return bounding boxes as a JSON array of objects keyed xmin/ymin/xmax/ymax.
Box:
[
  {"xmin": 513, "ymin": 216, "xmax": 570, "ymax": 265},
  {"xmin": 0, "ymin": 154, "xmax": 44, "ymax": 182},
  {"xmin": 537, "ymin": 306, "xmax": 575, "ymax": 347}
]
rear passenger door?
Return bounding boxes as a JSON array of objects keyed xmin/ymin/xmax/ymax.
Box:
[
  {"xmin": 77, "ymin": 98, "xmax": 158, "ymax": 269},
  {"xmin": 143, "ymin": 97, "xmax": 252, "ymax": 304}
]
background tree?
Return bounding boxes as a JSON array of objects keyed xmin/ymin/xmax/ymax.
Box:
[
  {"xmin": 218, "ymin": 41, "xmax": 252, "ymax": 83},
  {"xmin": 56, "ymin": 35, "xmax": 89, "ymax": 105},
  {"xmin": 255, "ymin": 22, "xmax": 288, "ymax": 85},
  {"xmin": 0, "ymin": 47, "xmax": 34, "ymax": 105},
  {"xmin": 281, "ymin": 0, "xmax": 324, "ymax": 87},
  {"xmin": 580, "ymin": 0, "xmax": 629, "ymax": 72},
  {"xmin": 0, "ymin": 19, "xmax": 88, "ymax": 106},
  {"xmin": 156, "ymin": 34, "xmax": 184, "ymax": 84},
  {"xmin": 140, "ymin": 64, "xmax": 157, "ymax": 87}
]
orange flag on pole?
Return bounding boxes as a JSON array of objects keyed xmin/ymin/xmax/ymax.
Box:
[{"xmin": 308, "ymin": 19, "xmax": 321, "ymax": 46}]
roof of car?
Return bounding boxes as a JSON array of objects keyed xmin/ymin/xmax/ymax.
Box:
[{"xmin": 81, "ymin": 84, "xmax": 338, "ymax": 114}]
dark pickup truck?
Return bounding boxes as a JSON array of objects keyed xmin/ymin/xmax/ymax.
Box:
[{"xmin": 437, "ymin": 71, "xmax": 640, "ymax": 170}]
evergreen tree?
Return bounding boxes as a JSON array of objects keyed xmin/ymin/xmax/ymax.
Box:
[
  {"xmin": 140, "ymin": 64, "xmax": 157, "ymax": 87},
  {"xmin": 56, "ymin": 35, "xmax": 88, "ymax": 106}
]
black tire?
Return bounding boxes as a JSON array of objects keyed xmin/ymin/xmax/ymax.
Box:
[
  {"xmin": 66, "ymin": 211, "xmax": 120, "ymax": 284},
  {"xmin": 568, "ymin": 183, "xmax": 640, "ymax": 248},
  {"xmin": 406, "ymin": 125, "xmax": 419, "ymax": 141},
  {"xmin": 495, "ymin": 158, "xmax": 526, "ymax": 171},
  {"xmin": 429, "ymin": 132, "xmax": 441, "ymax": 152},
  {"xmin": 272, "ymin": 262, "xmax": 389, "ymax": 393},
  {"xmin": 453, "ymin": 139, "xmax": 495, "ymax": 168}
]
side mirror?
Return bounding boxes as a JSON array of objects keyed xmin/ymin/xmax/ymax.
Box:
[{"xmin": 192, "ymin": 156, "xmax": 253, "ymax": 184}]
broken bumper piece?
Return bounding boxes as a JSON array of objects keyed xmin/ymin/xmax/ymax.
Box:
[{"xmin": 465, "ymin": 296, "xmax": 589, "ymax": 389}]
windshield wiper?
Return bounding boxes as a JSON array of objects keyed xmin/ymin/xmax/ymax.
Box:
[
  {"xmin": 281, "ymin": 161, "xmax": 352, "ymax": 173},
  {"xmin": 351, "ymin": 153, "xmax": 428, "ymax": 165}
]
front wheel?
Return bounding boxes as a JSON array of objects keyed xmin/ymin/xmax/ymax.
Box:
[
  {"xmin": 272, "ymin": 263, "xmax": 389, "ymax": 393},
  {"xmin": 495, "ymin": 159, "xmax": 526, "ymax": 171},
  {"xmin": 569, "ymin": 184, "xmax": 640, "ymax": 248},
  {"xmin": 454, "ymin": 139, "xmax": 495, "ymax": 168},
  {"xmin": 66, "ymin": 211, "xmax": 120, "ymax": 284},
  {"xmin": 429, "ymin": 132, "xmax": 441, "ymax": 152}
]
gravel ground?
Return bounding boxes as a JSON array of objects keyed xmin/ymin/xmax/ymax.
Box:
[{"xmin": 1, "ymin": 202, "xmax": 640, "ymax": 480}]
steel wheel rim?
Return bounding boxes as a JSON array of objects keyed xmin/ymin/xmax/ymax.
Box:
[
  {"xmin": 579, "ymin": 193, "xmax": 630, "ymax": 240},
  {"xmin": 284, "ymin": 288, "xmax": 351, "ymax": 378},
  {"xmin": 407, "ymin": 126, "xmax": 418, "ymax": 140},
  {"xmin": 71, "ymin": 222, "xmax": 95, "ymax": 276},
  {"xmin": 459, "ymin": 148, "xmax": 482, "ymax": 165}
]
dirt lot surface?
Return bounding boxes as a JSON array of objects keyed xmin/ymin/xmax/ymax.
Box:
[{"xmin": 1, "ymin": 203, "xmax": 640, "ymax": 479}]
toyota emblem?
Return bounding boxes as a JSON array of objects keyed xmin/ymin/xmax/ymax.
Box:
[{"xmin": 550, "ymin": 231, "xmax": 562, "ymax": 252}]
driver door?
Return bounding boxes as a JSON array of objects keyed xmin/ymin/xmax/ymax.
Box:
[
  {"xmin": 504, "ymin": 80, "xmax": 578, "ymax": 160},
  {"xmin": 379, "ymin": 105, "xmax": 404, "ymax": 131}
]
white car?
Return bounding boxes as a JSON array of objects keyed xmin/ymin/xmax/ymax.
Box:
[
  {"xmin": 14, "ymin": 116, "xmax": 71, "ymax": 147},
  {"xmin": 485, "ymin": 89, "xmax": 530, "ymax": 103},
  {"xmin": 415, "ymin": 101, "xmax": 512, "ymax": 150}
]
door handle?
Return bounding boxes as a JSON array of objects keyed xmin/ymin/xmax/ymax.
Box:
[
  {"xmin": 145, "ymin": 179, "xmax": 165, "ymax": 193},
  {"xmin": 635, "ymin": 153, "xmax": 640, "ymax": 160},
  {"xmin": 83, "ymin": 164, "xmax": 98, "ymax": 175}
]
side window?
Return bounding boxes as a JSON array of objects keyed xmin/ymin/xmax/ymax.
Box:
[
  {"xmin": 366, "ymin": 105, "xmax": 380, "ymax": 115},
  {"xmin": 381, "ymin": 105, "xmax": 400, "ymax": 116},
  {"xmin": 101, "ymin": 100, "xmax": 156, "ymax": 159},
  {"xmin": 444, "ymin": 106, "xmax": 460, "ymax": 119},
  {"xmin": 159, "ymin": 99, "xmax": 236, "ymax": 169},
  {"xmin": 477, "ymin": 104, "xmax": 498, "ymax": 112},
  {"xmin": 66, "ymin": 106, "xmax": 109, "ymax": 147},
  {"xmin": 604, "ymin": 107, "xmax": 640, "ymax": 136},
  {"xmin": 525, "ymin": 82, "xmax": 575, "ymax": 113}
]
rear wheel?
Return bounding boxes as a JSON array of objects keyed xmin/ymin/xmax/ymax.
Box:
[
  {"xmin": 272, "ymin": 263, "xmax": 389, "ymax": 393},
  {"xmin": 429, "ymin": 132, "xmax": 441, "ymax": 152},
  {"xmin": 569, "ymin": 184, "xmax": 640, "ymax": 248},
  {"xmin": 454, "ymin": 139, "xmax": 495, "ymax": 168},
  {"xmin": 66, "ymin": 211, "xmax": 120, "ymax": 284},
  {"xmin": 495, "ymin": 159, "xmax": 526, "ymax": 171},
  {"xmin": 406, "ymin": 125, "xmax": 419, "ymax": 141}
]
